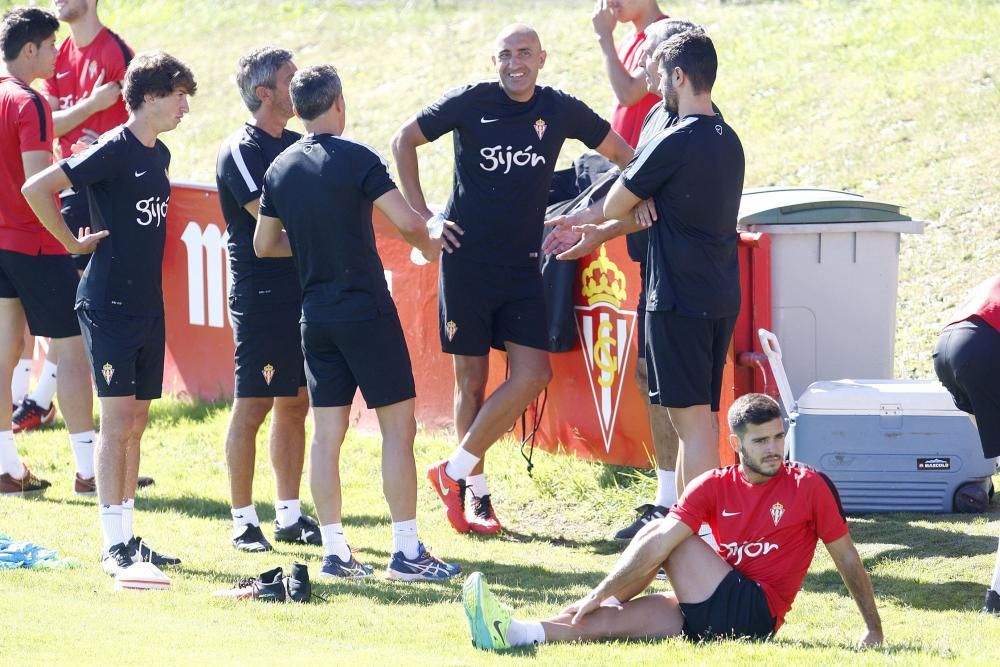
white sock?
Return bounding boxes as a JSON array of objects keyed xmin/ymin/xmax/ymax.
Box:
[
  {"xmin": 0, "ymin": 430, "xmax": 25, "ymax": 477},
  {"xmin": 275, "ymin": 498, "xmax": 301, "ymax": 528},
  {"xmin": 654, "ymin": 469, "xmax": 677, "ymax": 508},
  {"xmin": 231, "ymin": 504, "xmax": 260, "ymax": 537},
  {"xmin": 445, "ymin": 447, "xmax": 480, "ymax": 481},
  {"xmin": 70, "ymin": 431, "xmax": 96, "ymax": 479},
  {"xmin": 991, "ymin": 531, "xmax": 1000, "ymax": 593},
  {"xmin": 28, "ymin": 360, "xmax": 57, "ymax": 410},
  {"xmin": 466, "ymin": 473, "xmax": 489, "ymax": 498},
  {"xmin": 320, "ymin": 522, "xmax": 351, "ymax": 561},
  {"xmin": 699, "ymin": 523, "xmax": 717, "ymax": 550},
  {"xmin": 99, "ymin": 504, "xmax": 125, "ymax": 551},
  {"xmin": 507, "ymin": 619, "xmax": 545, "ymax": 647},
  {"xmin": 11, "ymin": 359, "xmax": 32, "ymax": 405},
  {"xmin": 392, "ymin": 519, "xmax": 420, "ymax": 559},
  {"xmin": 121, "ymin": 497, "xmax": 135, "ymax": 542}
]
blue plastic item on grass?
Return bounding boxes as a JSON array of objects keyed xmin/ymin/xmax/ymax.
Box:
[{"xmin": 0, "ymin": 533, "xmax": 80, "ymax": 569}]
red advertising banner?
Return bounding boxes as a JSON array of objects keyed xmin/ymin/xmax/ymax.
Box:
[{"xmin": 163, "ymin": 183, "xmax": 771, "ymax": 467}]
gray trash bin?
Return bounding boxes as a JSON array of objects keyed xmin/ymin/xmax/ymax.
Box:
[{"xmin": 739, "ymin": 187, "xmax": 924, "ymax": 398}]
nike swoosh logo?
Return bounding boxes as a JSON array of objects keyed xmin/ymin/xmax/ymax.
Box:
[
  {"xmin": 277, "ymin": 506, "xmax": 288, "ymax": 510},
  {"xmin": 234, "ymin": 514, "xmax": 244, "ymax": 519},
  {"xmin": 56, "ymin": 71, "xmax": 70, "ymax": 79},
  {"xmin": 722, "ymin": 510, "xmax": 741, "ymax": 517},
  {"xmin": 480, "ymin": 116, "xmax": 499, "ymax": 124},
  {"xmin": 134, "ymin": 171, "xmax": 147, "ymax": 177},
  {"xmin": 493, "ymin": 620, "xmax": 504, "ymax": 643},
  {"xmin": 79, "ymin": 439, "xmax": 94, "ymax": 444},
  {"xmin": 439, "ymin": 468, "xmax": 449, "ymax": 496}
]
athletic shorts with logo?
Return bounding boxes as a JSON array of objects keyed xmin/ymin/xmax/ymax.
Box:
[
  {"xmin": 78, "ymin": 308, "xmax": 164, "ymax": 400},
  {"xmin": 230, "ymin": 300, "xmax": 306, "ymax": 398},
  {"xmin": 645, "ymin": 310, "xmax": 736, "ymax": 411},
  {"xmin": 301, "ymin": 309, "xmax": 415, "ymax": 409},
  {"xmin": 438, "ymin": 252, "xmax": 548, "ymax": 355},
  {"xmin": 680, "ymin": 569, "xmax": 776, "ymax": 641},
  {"xmin": 0, "ymin": 249, "xmax": 80, "ymax": 338}
]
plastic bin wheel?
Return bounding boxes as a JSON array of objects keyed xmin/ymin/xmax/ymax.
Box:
[{"xmin": 954, "ymin": 480, "xmax": 990, "ymax": 513}]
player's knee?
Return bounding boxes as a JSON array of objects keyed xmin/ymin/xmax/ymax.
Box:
[
  {"xmin": 520, "ymin": 360, "xmax": 552, "ymax": 394},
  {"xmin": 233, "ymin": 398, "xmax": 272, "ymax": 428}
]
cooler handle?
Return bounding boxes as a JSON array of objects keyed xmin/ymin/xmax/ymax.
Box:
[{"xmin": 757, "ymin": 328, "xmax": 797, "ymax": 419}]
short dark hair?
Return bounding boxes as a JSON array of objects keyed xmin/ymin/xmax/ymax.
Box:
[
  {"xmin": 290, "ymin": 65, "xmax": 342, "ymax": 121},
  {"xmin": 1, "ymin": 7, "xmax": 59, "ymax": 62},
  {"xmin": 727, "ymin": 393, "xmax": 783, "ymax": 438},
  {"xmin": 122, "ymin": 50, "xmax": 197, "ymax": 112},
  {"xmin": 236, "ymin": 46, "xmax": 293, "ymax": 113},
  {"xmin": 643, "ymin": 18, "xmax": 701, "ymax": 54},
  {"xmin": 653, "ymin": 28, "xmax": 717, "ymax": 94}
]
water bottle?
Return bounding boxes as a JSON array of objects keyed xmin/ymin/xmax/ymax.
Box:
[{"xmin": 410, "ymin": 212, "xmax": 445, "ymax": 266}]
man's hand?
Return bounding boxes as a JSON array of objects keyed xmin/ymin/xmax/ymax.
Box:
[
  {"xmin": 67, "ymin": 226, "xmax": 109, "ymax": 255},
  {"xmin": 634, "ymin": 198, "xmax": 657, "ymax": 228},
  {"xmin": 542, "ymin": 213, "xmax": 583, "ymax": 255},
  {"xmin": 556, "ymin": 223, "xmax": 607, "ymax": 260},
  {"xmin": 562, "ymin": 589, "xmax": 603, "ymax": 625},
  {"xmin": 440, "ymin": 219, "xmax": 463, "ymax": 253},
  {"xmin": 858, "ymin": 628, "xmax": 883, "ymax": 649},
  {"xmin": 591, "ymin": 0, "xmax": 617, "ymax": 41},
  {"xmin": 86, "ymin": 71, "xmax": 122, "ymax": 114}
]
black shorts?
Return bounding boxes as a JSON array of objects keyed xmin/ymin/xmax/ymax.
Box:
[
  {"xmin": 934, "ymin": 317, "xmax": 1000, "ymax": 458},
  {"xmin": 0, "ymin": 249, "xmax": 80, "ymax": 338},
  {"xmin": 78, "ymin": 308, "xmax": 164, "ymax": 400},
  {"xmin": 680, "ymin": 569, "xmax": 776, "ymax": 641},
  {"xmin": 636, "ymin": 260, "xmax": 647, "ymax": 360},
  {"xmin": 439, "ymin": 253, "xmax": 548, "ymax": 355},
  {"xmin": 231, "ymin": 301, "xmax": 306, "ymax": 398},
  {"xmin": 301, "ymin": 309, "xmax": 416, "ymax": 409},
  {"xmin": 645, "ymin": 310, "xmax": 736, "ymax": 411},
  {"xmin": 60, "ymin": 190, "xmax": 92, "ymax": 272}
]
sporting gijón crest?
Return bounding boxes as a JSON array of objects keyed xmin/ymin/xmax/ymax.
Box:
[{"xmin": 575, "ymin": 245, "xmax": 636, "ymax": 453}]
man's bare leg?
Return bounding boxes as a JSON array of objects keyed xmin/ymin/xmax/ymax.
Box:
[
  {"xmin": 0, "ymin": 299, "xmax": 30, "ymax": 480},
  {"xmin": 667, "ymin": 404, "xmax": 719, "ymax": 496},
  {"xmin": 311, "ymin": 405, "xmax": 353, "ymax": 562},
  {"xmin": 47, "ymin": 336, "xmax": 94, "ymax": 432},
  {"xmin": 96, "ymin": 396, "xmax": 140, "ymax": 552},
  {"xmin": 270, "ymin": 387, "xmax": 309, "ymax": 504},
  {"xmin": 120, "ymin": 400, "xmax": 150, "ymax": 543},
  {"xmin": 453, "ymin": 353, "xmax": 488, "ymax": 477},
  {"xmin": 375, "ymin": 398, "xmax": 418, "ymax": 523},
  {"xmin": 225, "ymin": 397, "xmax": 272, "ymax": 509}
]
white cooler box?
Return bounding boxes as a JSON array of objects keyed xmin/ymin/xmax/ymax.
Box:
[
  {"xmin": 788, "ymin": 380, "xmax": 998, "ymax": 513},
  {"xmin": 759, "ymin": 329, "xmax": 998, "ymax": 513}
]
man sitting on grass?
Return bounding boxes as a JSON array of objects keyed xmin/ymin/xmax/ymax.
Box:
[{"xmin": 463, "ymin": 393, "xmax": 884, "ymax": 649}]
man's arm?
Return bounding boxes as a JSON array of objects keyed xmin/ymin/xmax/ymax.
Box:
[
  {"xmin": 565, "ymin": 517, "xmax": 693, "ymax": 623},
  {"xmin": 592, "ymin": 1, "xmax": 650, "ymax": 107},
  {"xmin": 550, "ymin": 178, "xmax": 649, "ymax": 260},
  {"xmin": 253, "ymin": 213, "xmax": 291, "ymax": 258},
  {"xmin": 46, "ymin": 72, "xmax": 123, "ymax": 138},
  {"xmin": 825, "ymin": 534, "xmax": 884, "ymax": 648},
  {"xmin": 390, "ymin": 118, "xmax": 434, "ymax": 220},
  {"xmin": 374, "ymin": 189, "xmax": 442, "ymax": 262},
  {"xmin": 592, "ymin": 129, "xmax": 634, "ymax": 170},
  {"xmin": 21, "ymin": 160, "xmax": 107, "ymax": 254}
]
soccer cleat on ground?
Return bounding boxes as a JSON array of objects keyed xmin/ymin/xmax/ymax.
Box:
[
  {"xmin": 232, "ymin": 524, "xmax": 273, "ymax": 553},
  {"xmin": 386, "ymin": 541, "xmax": 461, "ymax": 582},
  {"xmin": 273, "ymin": 514, "xmax": 322, "ymax": 545},
  {"xmin": 0, "ymin": 468, "xmax": 51, "ymax": 495},
  {"xmin": 214, "ymin": 566, "xmax": 288, "ymax": 602},
  {"xmin": 11, "ymin": 398, "xmax": 56, "ymax": 434},
  {"xmin": 426, "ymin": 460, "xmax": 470, "ymax": 533},
  {"xmin": 129, "ymin": 536, "xmax": 181, "ymax": 567},
  {"xmin": 613, "ymin": 504, "xmax": 669, "ymax": 541},
  {"xmin": 468, "ymin": 493, "xmax": 502, "ymax": 535},
  {"xmin": 463, "ymin": 571, "xmax": 513, "ymax": 651},
  {"xmin": 320, "ymin": 550, "xmax": 373, "ymax": 579},
  {"xmin": 102, "ymin": 542, "xmax": 135, "ymax": 576},
  {"xmin": 984, "ymin": 589, "xmax": 1000, "ymax": 615}
]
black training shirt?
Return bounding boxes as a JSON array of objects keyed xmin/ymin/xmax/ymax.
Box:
[
  {"xmin": 259, "ymin": 133, "xmax": 397, "ymax": 323},
  {"xmin": 417, "ymin": 81, "xmax": 610, "ymax": 267},
  {"xmin": 61, "ymin": 125, "xmax": 171, "ymax": 316},
  {"xmin": 621, "ymin": 114, "xmax": 744, "ymax": 319},
  {"xmin": 216, "ymin": 123, "xmax": 301, "ymax": 312}
]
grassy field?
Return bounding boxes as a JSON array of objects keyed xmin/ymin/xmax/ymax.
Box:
[
  {"xmin": 2, "ymin": 0, "xmax": 1000, "ymax": 664},
  {"xmin": 2, "ymin": 398, "xmax": 1000, "ymax": 665}
]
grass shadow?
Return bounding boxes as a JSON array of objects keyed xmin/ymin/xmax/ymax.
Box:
[
  {"xmin": 495, "ymin": 527, "xmax": 621, "ymax": 555},
  {"xmin": 594, "ymin": 464, "xmax": 655, "ymax": 491},
  {"xmin": 146, "ymin": 397, "xmax": 230, "ymax": 425},
  {"xmin": 848, "ymin": 513, "xmax": 999, "ymax": 560}
]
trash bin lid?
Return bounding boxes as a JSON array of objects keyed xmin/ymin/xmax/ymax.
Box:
[{"xmin": 738, "ymin": 186, "xmax": 912, "ymax": 227}]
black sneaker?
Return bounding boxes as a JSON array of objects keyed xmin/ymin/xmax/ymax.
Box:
[
  {"xmin": 286, "ymin": 562, "xmax": 313, "ymax": 602},
  {"xmin": 129, "ymin": 536, "xmax": 181, "ymax": 566},
  {"xmin": 984, "ymin": 589, "xmax": 1000, "ymax": 615},
  {"xmin": 613, "ymin": 504, "xmax": 669, "ymax": 541},
  {"xmin": 233, "ymin": 524, "xmax": 273, "ymax": 552},
  {"xmin": 102, "ymin": 542, "xmax": 134, "ymax": 576},
  {"xmin": 213, "ymin": 566, "xmax": 288, "ymax": 602},
  {"xmin": 274, "ymin": 514, "xmax": 322, "ymax": 545}
]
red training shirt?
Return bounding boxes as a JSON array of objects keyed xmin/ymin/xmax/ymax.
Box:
[
  {"xmin": 948, "ymin": 274, "xmax": 1000, "ymax": 333},
  {"xmin": 609, "ymin": 16, "xmax": 668, "ymax": 148},
  {"xmin": 40, "ymin": 27, "xmax": 132, "ymax": 159},
  {"xmin": 0, "ymin": 76, "xmax": 63, "ymax": 255},
  {"xmin": 670, "ymin": 462, "xmax": 849, "ymax": 629}
]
